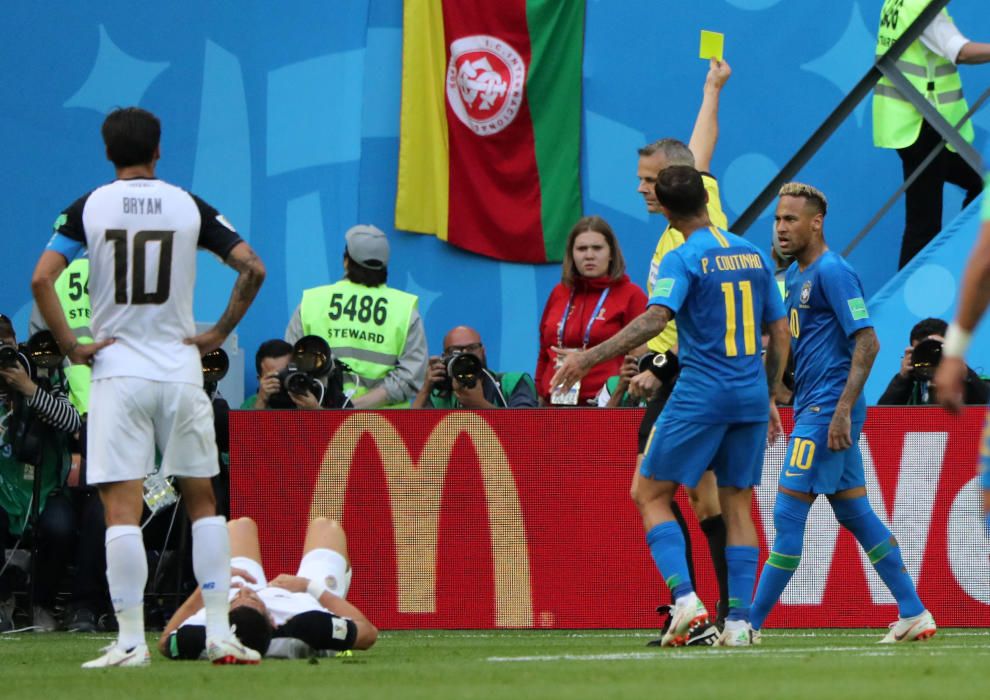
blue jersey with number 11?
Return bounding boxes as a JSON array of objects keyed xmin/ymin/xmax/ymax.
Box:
[{"xmin": 649, "ymin": 226, "xmax": 785, "ymax": 424}]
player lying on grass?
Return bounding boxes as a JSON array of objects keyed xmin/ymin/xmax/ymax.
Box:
[{"xmin": 159, "ymin": 516, "xmax": 377, "ymax": 659}]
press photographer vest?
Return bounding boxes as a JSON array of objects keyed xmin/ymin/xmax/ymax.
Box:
[
  {"xmin": 299, "ymin": 279, "xmax": 417, "ymax": 408},
  {"xmin": 54, "ymin": 258, "xmax": 92, "ymax": 414},
  {"xmin": 873, "ymin": 0, "xmax": 973, "ymax": 151}
]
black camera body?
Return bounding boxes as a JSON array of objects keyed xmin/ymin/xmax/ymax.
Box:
[
  {"xmin": 910, "ymin": 337, "xmax": 943, "ymax": 382},
  {"xmin": 435, "ymin": 352, "xmax": 484, "ymax": 396},
  {"xmin": 268, "ymin": 335, "xmax": 344, "ymax": 409},
  {"xmin": 637, "ymin": 351, "xmax": 680, "ymax": 384}
]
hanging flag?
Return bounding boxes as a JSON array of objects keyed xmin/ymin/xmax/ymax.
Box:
[{"xmin": 396, "ymin": 0, "xmax": 584, "ymax": 263}]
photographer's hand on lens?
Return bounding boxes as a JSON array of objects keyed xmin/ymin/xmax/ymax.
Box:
[
  {"xmin": 934, "ymin": 356, "xmax": 967, "ymax": 414},
  {"xmin": 288, "ymin": 386, "xmax": 321, "ymax": 410},
  {"xmin": 0, "ymin": 361, "xmax": 37, "ymax": 398},
  {"xmin": 451, "ymin": 375, "xmax": 492, "ymax": 409}
]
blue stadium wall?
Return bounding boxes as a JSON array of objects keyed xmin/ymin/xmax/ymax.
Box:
[{"xmin": 2, "ymin": 1, "xmax": 987, "ymax": 402}]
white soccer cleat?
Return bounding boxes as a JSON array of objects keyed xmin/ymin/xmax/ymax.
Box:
[
  {"xmin": 715, "ymin": 620, "xmax": 755, "ymax": 647},
  {"xmin": 207, "ymin": 633, "xmax": 262, "ymax": 665},
  {"xmin": 878, "ymin": 610, "xmax": 936, "ymax": 644},
  {"xmin": 81, "ymin": 643, "xmax": 151, "ymax": 668},
  {"xmin": 660, "ymin": 595, "xmax": 709, "ymax": 647}
]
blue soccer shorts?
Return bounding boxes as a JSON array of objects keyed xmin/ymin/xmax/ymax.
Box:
[
  {"xmin": 778, "ymin": 418, "xmax": 865, "ymax": 495},
  {"xmin": 640, "ymin": 414, "xmax": 767, "ymax": 489}
]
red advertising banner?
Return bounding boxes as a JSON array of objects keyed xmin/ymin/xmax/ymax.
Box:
[{"xmin": 229, "ymin": 408, "xmax": 990, "ymax": 629}]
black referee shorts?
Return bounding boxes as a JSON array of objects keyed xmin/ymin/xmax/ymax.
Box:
[{"xmin": 636, "ymin": 375, "xmax": 677, "ymax": 454}]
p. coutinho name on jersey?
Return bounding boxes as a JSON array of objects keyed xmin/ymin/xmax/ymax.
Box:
[
  {"xmin": 122, "ymin": 197, "xmax": 162, "ymax": 215},
  {"xmin": 701, "ymin": 253, "xmax": 765, "ymax": 275}
]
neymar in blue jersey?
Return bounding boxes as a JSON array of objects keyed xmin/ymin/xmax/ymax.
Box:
[
  {"xmin": 552, "ymin": 166, "xmax": 790, "ymax": 647},
  {"xmin": 750, "ymin": 183, "xmax": 935, "ymax": 644},
  {"xmin": 935, "ymin": 148, "xmax": 990, "ymax": 535}
]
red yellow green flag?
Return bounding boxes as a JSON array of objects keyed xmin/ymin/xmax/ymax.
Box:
[{"xmin": 396, "ymin": 0, "xmax": 584, "ymax": 263}]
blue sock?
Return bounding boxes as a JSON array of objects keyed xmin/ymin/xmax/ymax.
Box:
[
  {"xmin": 831, "ymin": 495, "xmax": 925, "ymax": 619},
  {"xmin": 751, "ymin": 493, "xmax": 811, "ymax": 630},
  {"xmin": 646, "ymin": 521, "xmax": 694, "ymax": 600},
  {"xmin": 725, "ymin": 545, "xmax": 759, "ymax": 622}
]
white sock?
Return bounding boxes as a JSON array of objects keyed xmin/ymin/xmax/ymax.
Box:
[
  {"xmin": 105, "ymin": 525, "xmax": 147, "ymax": 650},
  {"xmin": 192, "ymin": 515, "xmax": 232, "ymax": 641},
  {"xmin": 674, "ymin": 591, "xmax": 699, "ymax": 608}
]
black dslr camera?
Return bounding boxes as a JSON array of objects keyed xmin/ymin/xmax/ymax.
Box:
[
  {"xmin": 269, "ymin": 335, "xmax": 338, "ymax": 409},
  {"xmin": 0, "ymin": 330, "xmax": 62, "ymax": 390},
  {"xmin": 435, "ymin": 351, "xmax": 484, "ymax": 397},
  {"xmin": 637, "ymin": 350, "xmax": 680, "ymax": 384},
  {"xmin": 2, "ymin": 331, "xmax": 66, "ymax": 466},
  {"xmin": 910, "ymin": 338, "xmax": 943, "ymax": 381}
]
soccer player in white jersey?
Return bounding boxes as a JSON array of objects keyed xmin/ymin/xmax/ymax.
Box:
[{"xmin": 31, "ymin": 107, "xmax": 266, "ymax": 667}]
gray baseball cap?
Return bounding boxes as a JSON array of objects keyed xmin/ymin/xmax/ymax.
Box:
[{"xmin": 345, "ymin": 224, "xmax": 389, "ymax": 270}]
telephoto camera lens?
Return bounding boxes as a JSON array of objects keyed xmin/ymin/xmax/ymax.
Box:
[{"xmin": 447, "ymin": 352, "xmax": 483, "ymax": 389}]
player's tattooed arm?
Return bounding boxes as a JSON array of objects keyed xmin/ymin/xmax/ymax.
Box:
[
  {"xmin": 837, "ymin": 327, "xmax": 879, "ymax": 411},
  {"xmin": 829, "ymin": 327, "xmax": 878, "ymax": 450},
  {"xmin": 185, "ymin": 242, "xmax": 266, "ymax": 354},
  {"xmin": 550, "ymin": 306, "xmax": 671, "ymax": 393},
  {"xmin": 582, "ymin": 306, "xmax": 671, "ymax": 369}
]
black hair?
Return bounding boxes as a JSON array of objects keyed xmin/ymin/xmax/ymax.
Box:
[
  {"xmin": 102, "ymin": 107, "xmax": 161, "ymax": 168},
  {"xmin": 654, "ymin": 165, "xmax": 707, "ymax": 218},
  {"xmin": 229, "ymin": 606, "xmax": 273, "ymax": 656},
  {"xmin": 344, "ymin": 251, "xmax": 387, "ymax": 287},
  {"xmin": 255, "ymin": 339, "xmax": 293, "ymax": 376},
  {"xmin": 910, "ymin": 317, "xmax": 948, "ymax": 344}
]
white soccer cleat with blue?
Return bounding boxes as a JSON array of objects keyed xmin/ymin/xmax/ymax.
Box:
[
  {"xmin": 81, "ymin": 643, "xmax": 151, "ymax": 669},
  {"xmin": 715, "ymin": 620, "xmax": 755, "ymax": 647},
  {"xmin": 878, "ymin": 610, "xmax": 936, "ymax": 644},
  {"xmin": 660, "ymin": 594, "xmax": 709, "ymax": 647}
]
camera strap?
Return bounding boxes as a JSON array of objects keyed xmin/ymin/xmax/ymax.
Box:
[{"xmin": 557, "ymin": 288, "xmax": 610, "ymax": 349}]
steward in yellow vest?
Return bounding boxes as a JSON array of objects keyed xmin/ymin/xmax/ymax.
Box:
[
  {"xmin": 30, "ymin": 257, "xmax": 92, "ymax": 415},
  {"xmin": 285, "ymin": 225, "xmax": 427, "ymax": 408},
  {"xmin": 873, "ymin": 0, "xmax": 986, "ymax": 268}
]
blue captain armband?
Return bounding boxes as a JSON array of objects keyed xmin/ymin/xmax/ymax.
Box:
[{"xmin": 46, "ymin": 232, "xmax": 85, "ymax": 260}]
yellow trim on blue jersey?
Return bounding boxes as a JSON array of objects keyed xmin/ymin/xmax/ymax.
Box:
[{"xmin": 710, "ymin": 226, "xmax": 730, "ymax": 248}]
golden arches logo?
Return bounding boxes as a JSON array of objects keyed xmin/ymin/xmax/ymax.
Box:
[{"xmin": 309, "ymin": 412, "xmax": 533, "ymax": 627}]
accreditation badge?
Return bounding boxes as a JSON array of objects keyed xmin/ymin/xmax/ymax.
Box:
[{"xmin": 550, "ymin": 351, "xmax": 580, "ymax": 405}]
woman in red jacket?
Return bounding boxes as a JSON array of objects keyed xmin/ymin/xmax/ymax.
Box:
[{"xmin": 536, "ymin": 216, "xmax": 648, "ymax": 405}]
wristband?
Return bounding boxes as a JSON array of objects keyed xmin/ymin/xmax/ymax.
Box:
[
  {"xmin": 942, "ymin": 322, "xmax": 972, "ymax": 359},
  {"xmin": 307, "ymin": 578, "xmax": 329, "ymax": 600}
]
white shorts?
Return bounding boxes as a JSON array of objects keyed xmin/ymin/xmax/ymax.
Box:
[
  {"xmin": 87, "ymin": 377, "xmax": 219, "ymax": 484},
  {"xmin": 230, "ymin": 549, "xmax": 351, "ymax": 598}
]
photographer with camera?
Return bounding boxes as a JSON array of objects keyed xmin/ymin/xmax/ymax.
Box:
[
  {"xmin": 242, "ymin": 338, "xmax": 348, "ymax": 410},
  {"xmin": 878, "ymin": 317, "xmax": 989, "ymax": 405},
  {"xmin": 0, "ymin": 314, "xmax": 81, "ymax": 631},
  {"xmin": 412, "ymin": 327, "xmax": 537, "ymax": 409},
  {"xmin": 285, "ymin": 225, "xmax": 426, "ymax": 409}
]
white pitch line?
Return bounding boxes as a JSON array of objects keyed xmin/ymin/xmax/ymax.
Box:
[{"xmin": 487, "ymin": 644, "xmax": 990, "ymax": 663}]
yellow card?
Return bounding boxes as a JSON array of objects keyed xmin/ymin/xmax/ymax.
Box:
[{"xmin": 699, "ymin": 30, "xmax": 724, "ymax": 61}]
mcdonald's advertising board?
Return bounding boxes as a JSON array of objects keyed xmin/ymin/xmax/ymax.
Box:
[{"xmin": 230, "ymin": 408, "xmax": 990, "ymax": 629}]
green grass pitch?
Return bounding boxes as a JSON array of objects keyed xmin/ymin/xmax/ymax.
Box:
[{"xmin": 2, "ymin": 629, "xmax": 987, "ymax": 699}]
